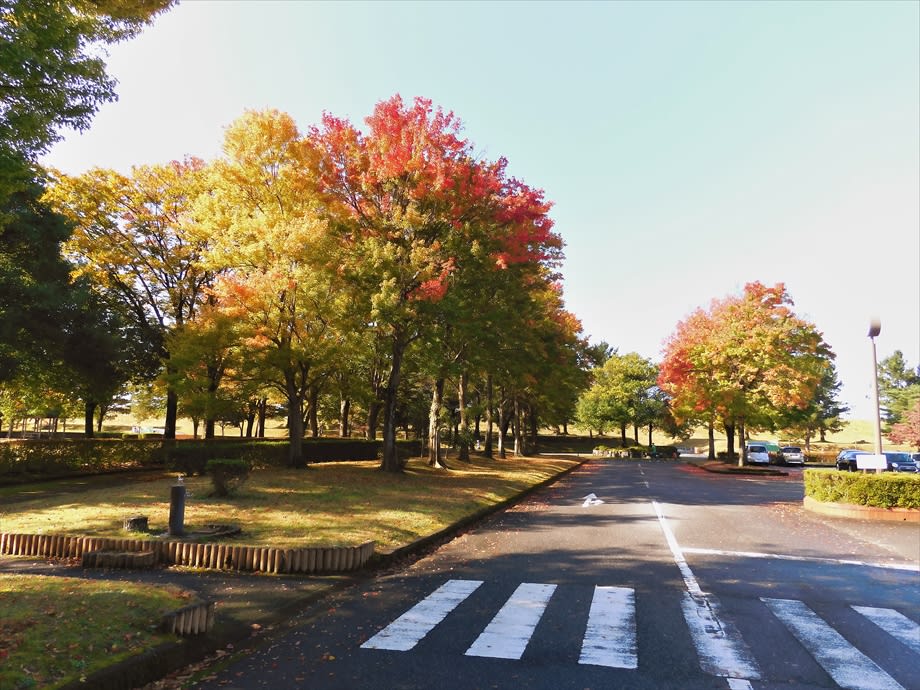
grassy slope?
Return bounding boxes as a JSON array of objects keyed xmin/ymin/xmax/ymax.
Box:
[{"xmin": 0, "ymin": 574, "xmax": 189, "ymax": 689}]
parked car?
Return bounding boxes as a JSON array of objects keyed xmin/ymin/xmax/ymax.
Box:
[
  {"xmin": 835, "ymin": 449, "xmax": 869, "ymax": 471},
  {"xmin": 883, "ymin": 451, "xmax": 918, "ymax": 472},
  {"xmin": 780, "ymin": 446, "xmax": 805, "ymax": 465},
  {"xmin": 746, "ymin": 445, "xmax": 770, "ymax": 465}
]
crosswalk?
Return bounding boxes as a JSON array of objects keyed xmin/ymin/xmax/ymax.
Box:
[{"xmin": 361, "ymin": 579, "xmax": 918, "ymax": 689}]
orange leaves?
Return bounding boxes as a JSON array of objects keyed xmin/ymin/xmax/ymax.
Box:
[{"xmin": 660, "ymin": 282, "xmax": 831, "ymax": 426}]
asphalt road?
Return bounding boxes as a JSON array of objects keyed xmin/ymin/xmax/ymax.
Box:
[{"xmin": 191, "ymin": 460, "xmax": 920, "ymax": 690}]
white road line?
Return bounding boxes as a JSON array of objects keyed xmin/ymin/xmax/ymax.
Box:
[
  {"xmin": 465, "ymin": 582, "xmax": 556, "ymax": 660},
  {"xmin": 653, "ymin": 501, "xmax": 760, "ymax": 684},
  {"xmin": 578, "ymin": 585, "xmax": 637, "ymax": 669},
  {"xmin": 683, "ymin": 547, "xmax": 920, "ymax": 573},
  {"xmin": 361, "ymin": 579, "xmax": 483, "ymax": 651},
  {"xmin": 653, "ymin": 500, "xmax": 703, "ymax": 596},
  {"xmin": 852, "ymin": 605, "xmax": 920, "ymax": 655},
  {"xmin": 762, "ymin": 598, "xmax": 905, "ymax": 690}
]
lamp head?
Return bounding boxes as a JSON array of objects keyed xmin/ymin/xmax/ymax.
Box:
[{"xmin": 868, "ymin": 319, "xmax": 881, "ymax": 338}]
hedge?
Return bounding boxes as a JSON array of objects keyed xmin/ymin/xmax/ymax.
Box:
[
  {"xmin": 0, "ymin": 439, "xmax": 167, "ymax": 479},
  {"xmin": 804, "ymin": 469, "xmax": 920, "ymax": 509},
  {"xmin": 0, "ymin": 438, "xmax": 424, "ymax": 482}
]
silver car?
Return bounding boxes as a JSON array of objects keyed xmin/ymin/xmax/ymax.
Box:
[
  {"xmin": 781, "ymin": 446, "xmax": 805, "ymax": 465},
  {"xmin": 746, "ymin": 445, "xmax": 770, "ymax": 465}
]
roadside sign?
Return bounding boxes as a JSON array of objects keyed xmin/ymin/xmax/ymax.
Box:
[{"xmin": 856, "ymin": 454, "xmax": 887, "ymax": 470}]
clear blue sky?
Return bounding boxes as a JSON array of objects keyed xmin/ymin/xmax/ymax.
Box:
[{"xmin": 42, "ymin": 0, "xmax": 919, "ymax": 421}]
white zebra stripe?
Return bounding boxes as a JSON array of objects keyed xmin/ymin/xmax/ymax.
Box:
[
  {"xmin": 763, "ymin": 598, "xmax": 904, "ymax": 690},
  {"xmin": 361, "ymin": 579, "xmax": 483, "ymax": 651},
  {"xmin": 852, "ymin": 606, "xmax": 920, "ymax": 656},
  {"xmin": 465, "ymin": 582, "xmax": 556, "ymax": 660},
  {"xmin": 578, "ymin": 585, "xmax": 637, "ymax": 669}
]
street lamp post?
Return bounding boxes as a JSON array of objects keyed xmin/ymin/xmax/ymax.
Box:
[{"xmin": 868, "ymin": 320, "xmax": 883, "ymax": 472}]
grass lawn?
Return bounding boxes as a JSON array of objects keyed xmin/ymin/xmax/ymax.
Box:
[
  {"xmin": 0, "ymin": 574, "xmax": 190, "ymax": 689},
  {"xmin": 0, "ymin": 455, "xmax": 580, "ymax": 550}
]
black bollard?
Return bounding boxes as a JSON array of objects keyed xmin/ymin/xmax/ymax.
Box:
[{"xmin": 169, "ymin": 480, "xmax": 186, "ymax": 536}]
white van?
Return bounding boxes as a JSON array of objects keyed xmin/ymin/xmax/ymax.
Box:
[{"xmin": 746, "ymin": 445, "xmax": 770, "ymax": 465}]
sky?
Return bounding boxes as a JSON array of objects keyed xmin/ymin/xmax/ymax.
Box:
[{"xmin": 41, "ymin": 0, "xmax": 919, "ymax": 421}]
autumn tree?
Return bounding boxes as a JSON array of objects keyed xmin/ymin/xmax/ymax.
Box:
[
  {"xmin": 311, "ymin": 95, "xmax": 561, "ymax": 472},
  {"xmin": 46, "ymin": 157, "xmax": 214, "ymax": 438},
  {"xmin": 201, "ymin": 109, "xmax": 339, "ymax": 467},
  {"xmin": 659, "ymin": 282, "xmax": 831, "ymax": 465},
  {"xmin": 888, "ymin": 400, "xmax": 920, "ymax": 450}
]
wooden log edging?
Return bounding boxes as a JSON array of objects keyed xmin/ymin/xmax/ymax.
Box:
[
  {"xmin": 0, "ymin": 532, "xmax": 376, "ymax": 574},
  {"xmin": 160, "ymin": 600, "xmax": 215, "ymax": 636}
]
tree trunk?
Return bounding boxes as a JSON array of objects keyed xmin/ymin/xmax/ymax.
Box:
[
  {"xmin": 380, "ymin": 336, "xmax": 406, "ymax": 473},
  {"xmin": 428, "ymin": 378, "xmax": 446, "ymax": 468},
  {"xmin": 484, "ymin": 374, "xmax": 494, "ymax": 458},
  {"xmin": 286, "ymin": 373, "xmax": 306, "ymax": 468},
  {"xmin": 708, "ymin": 420, "xmax": 716, "ymax": 460},
  {"xmin": 725, "ymin": 421, "xmax": 736, "ymax": 465},
  {"xmin": 737, "ymin": 419, "xmax": 747, "ymax": 467},
  {"xmin": 84, "ymin": 401, "xmax": 96, "ymax": 438},
  {"xmin": 164, "ymin": 386, "xmax": 178, "ymax": 440},
  {"xmin": 648, "ymin": 423, "xmax": 653, "ymax": 447},
  {"xmin": 340, "ymin": 396, "xmax": 350, "ymax": 437},
  {"xmin": 633, "ymin": 423, "xmax": 639, "ymax": 445},
  {"xmin": 457, "ymin": 372, "xmax": 470, "ymax": 462},
  {"xmin": 257, "ymin": 398, "xmax": 267, "ymax": 438},
  {"xmin": 529, "ymin": 405, "xmax": 538, "ymax": 449},
  {"xmin": 498, "ymin": 394, "xmax": 509, "ymax": 459},
  {"xmin": 513, "ymin": 398, "xmax": 523, "ymax": 456},
  {"xmin": 620, "ymin": 421, "xmax": 627, "ymax": 447},
  {"xmin": 205, "ymin": 417, "xmax": 215, "ymax": 439},
  {"xmin": 366, "ymin": 402, "xmax": 381, "ymax": 441}
]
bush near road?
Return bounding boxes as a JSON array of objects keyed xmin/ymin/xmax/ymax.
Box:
[{"xmin": 804, "ymin": 469, "xmax": 920, "ymax": 509}]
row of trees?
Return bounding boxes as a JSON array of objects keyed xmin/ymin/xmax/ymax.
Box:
[
  {"xmin": 0, "ymin": 2, "xmax": 595, "ymax": 471},
  {"xmin": 13, "ymin": 100, "xmax": 592, "ymax": 472},
  {"xmin": 573, "ymin": 283, "xmax": 848, "ymax": 463}
]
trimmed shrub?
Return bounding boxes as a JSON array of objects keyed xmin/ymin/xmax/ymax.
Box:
[
  {"xmin": 804, "ymin": 469, "xmax": 920, "ymax": 509},
  {"xmin": 206, "ymin": 458, "xmax": 252, "ymax": 497},
  {"xmin": 0, "ymin": 439, "xmax": 167, "ymax": 481}
]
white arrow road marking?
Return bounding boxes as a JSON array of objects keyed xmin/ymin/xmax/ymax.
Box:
[
  {"xmin": 852, "ymin": 606, "xmax": 920, "ymax": 656},
  {"xmin": 465, "ymin": 582, "xmax": 556, "ymax": 660},
  {"xmin": 578, "ymin": 585, "xmax": 637, "ymax": 668},
  {"xmin": 361, "ymin": 579, "xmax": 483, "ymax": 651},
  {"xmin": 763, "ymin": 598, "xmax": 905, "ymax": 690},
  {"xmin": 582, "ymin": 492, "xmax": 604, "ymax": 506},
  {"xmin": 653, "ymin": 501, "xmax": 760, "ymax": 686}
]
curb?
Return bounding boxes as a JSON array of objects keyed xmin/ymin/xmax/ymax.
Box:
[
  {"xmin": 803, "ymin": 495, "xmax": 920, "ymax": 523},
  {"xmin": 689, "ymin": 461, "xmax": 788, "ymax": 477},
  {"xmin": 55, "ymin": 454, "xmax": 588, "ymax": 690}
]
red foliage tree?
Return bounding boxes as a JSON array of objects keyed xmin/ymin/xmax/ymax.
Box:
[
  {"xmin": 888, "ymin": 400, "xmax": 920, "ymax": 449},
  {"xmin": 310, "ymin": 95, "xmax": 561, "ymax": 471}
]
